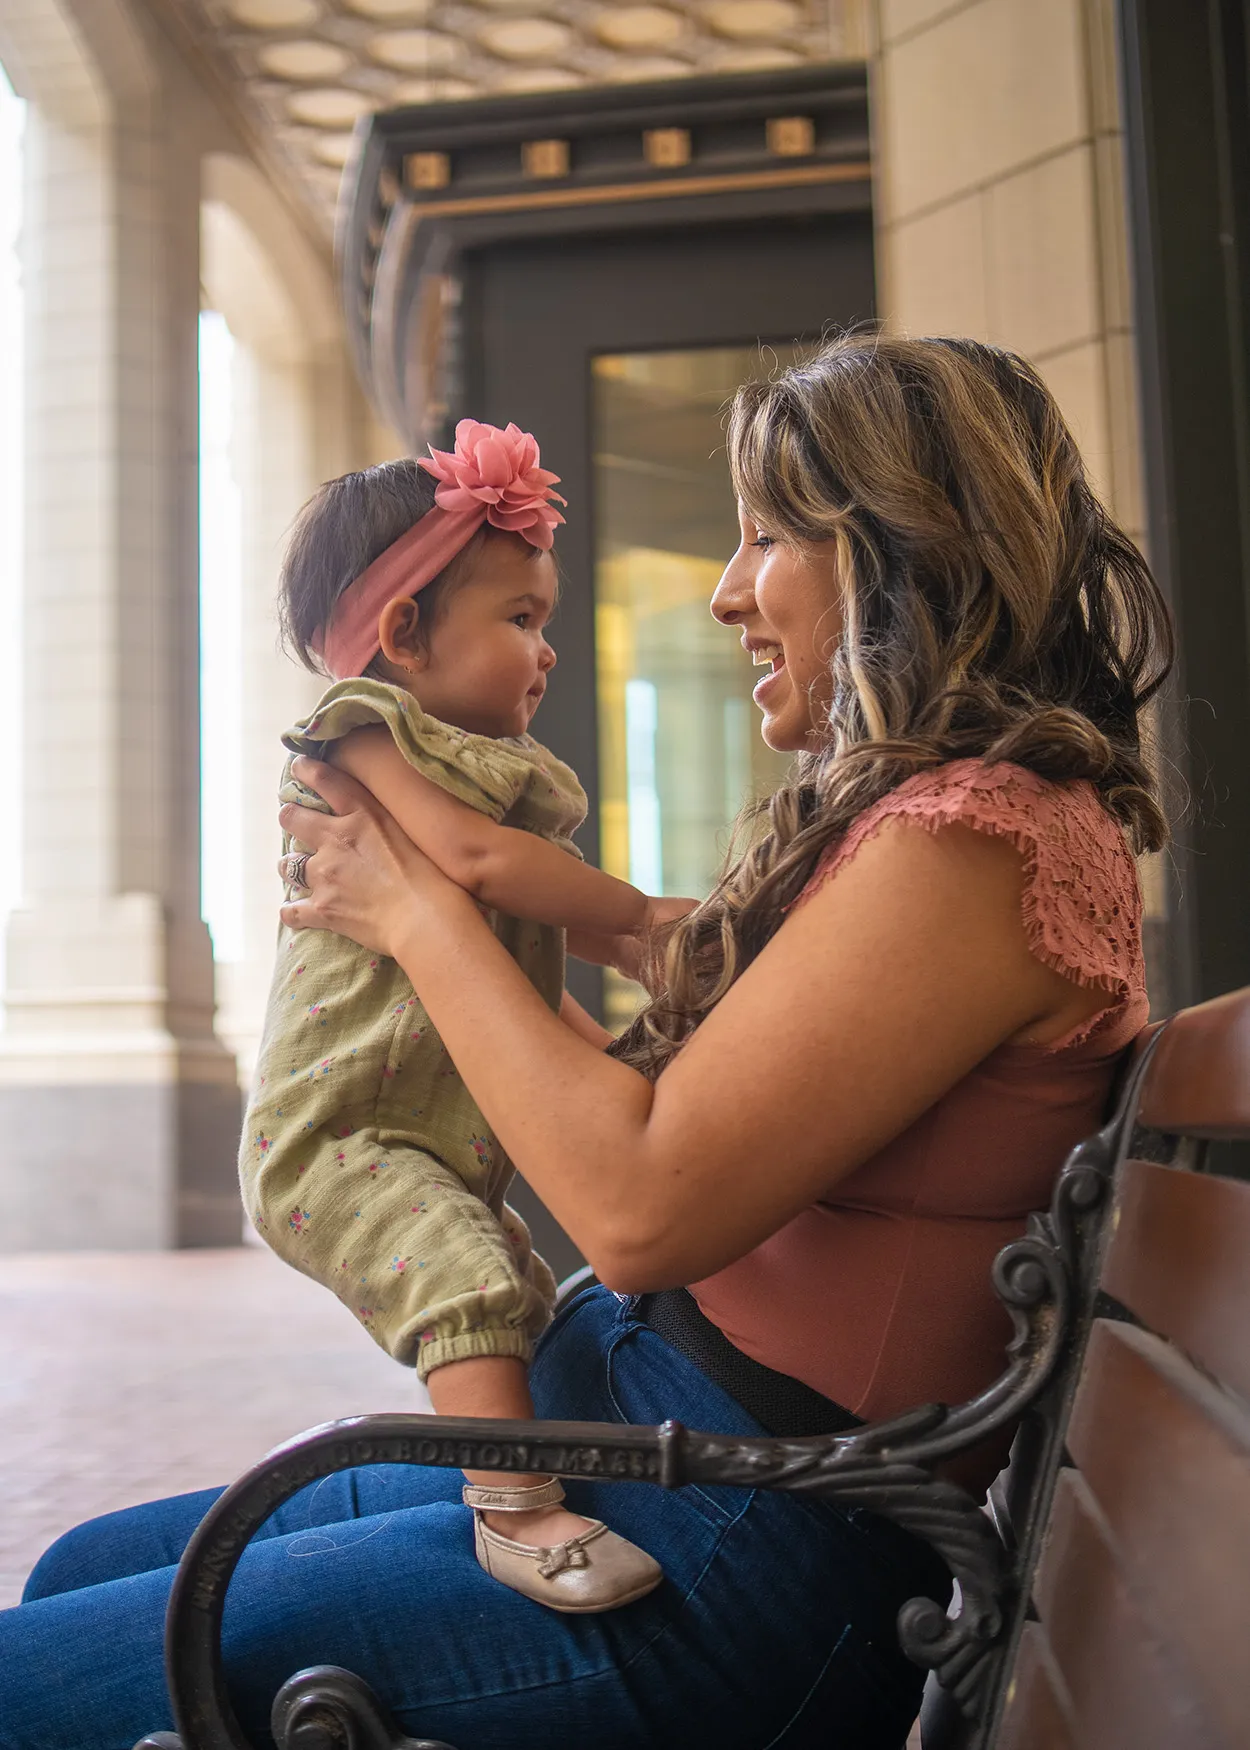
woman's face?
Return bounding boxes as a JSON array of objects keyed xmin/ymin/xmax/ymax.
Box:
[{"xmin": 711, "ymin": 501, "xmax": 844, "ymax": 752}]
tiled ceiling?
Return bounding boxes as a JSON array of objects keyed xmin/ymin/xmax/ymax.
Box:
[{"xmin": 178, "ymin": 1, "xmax": 855, "ymax": 228}]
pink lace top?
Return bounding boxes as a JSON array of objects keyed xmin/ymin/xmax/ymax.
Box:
[{"xmin": 690, "ymin": 761, "xmax": 1149, "ymax": 1491}]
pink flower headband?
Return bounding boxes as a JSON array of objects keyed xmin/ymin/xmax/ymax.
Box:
[{"xmin": 316, "ymin": 419, "xmax": 566, "ymax": 680}]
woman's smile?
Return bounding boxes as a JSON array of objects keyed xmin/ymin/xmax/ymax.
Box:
[{"xmin": 747, "ymin": 640, "xmax": 787, "ymax": 703}]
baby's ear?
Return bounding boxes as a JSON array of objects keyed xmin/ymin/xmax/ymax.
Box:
[{"xmin": 377, "ymin": 594, "xmax": 423, "ymax": 668}]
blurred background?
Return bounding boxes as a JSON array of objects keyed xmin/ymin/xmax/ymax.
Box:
[{"xmin": 0, "ymin": 0, "xmax": 1246, "ymax": 1605}]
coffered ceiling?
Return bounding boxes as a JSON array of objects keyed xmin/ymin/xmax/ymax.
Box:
[{"xmin": 175, "ymin": 1, "xmax": 858, "ymax": 229}]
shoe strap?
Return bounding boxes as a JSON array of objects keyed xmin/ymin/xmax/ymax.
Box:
[{"xmin": 462, "ymin": 1478, "xmax": 566, "ymax": 1512}]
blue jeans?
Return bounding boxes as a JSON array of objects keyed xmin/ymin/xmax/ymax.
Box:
[{"xmin": 0, "ymin": 1287, "xmax": 949, "ymax": 1749}]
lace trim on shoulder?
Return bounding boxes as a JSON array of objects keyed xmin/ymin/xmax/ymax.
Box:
[{"xmin": 797, "ymin": 761, "xmax": 1144, "ymax": 1050}]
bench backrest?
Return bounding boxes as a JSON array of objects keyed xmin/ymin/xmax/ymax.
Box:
[{"xmin": 989, "ymin": 991, "xmax": 1250, "ymax": 1750}]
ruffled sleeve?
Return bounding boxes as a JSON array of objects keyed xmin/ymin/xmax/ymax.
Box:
[
  {"xmin": 796, "ymin": 760, "xmax": 1145, "ymax": 1047},
  {"xmin": 284, "ymin": 678, "xmax": 533, "ymax": 819}
]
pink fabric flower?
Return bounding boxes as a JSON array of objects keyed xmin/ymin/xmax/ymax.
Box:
[{"xmin": 418, "ymin": 420, "xmax": 566, "ymax": 550}]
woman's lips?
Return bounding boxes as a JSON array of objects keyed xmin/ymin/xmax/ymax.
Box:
[{"xmin": 752, "ymin": 653, "xmax": 786, "ymax": 704}]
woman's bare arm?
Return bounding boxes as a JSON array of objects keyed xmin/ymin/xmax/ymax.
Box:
[
  {"xmin": 280, "ymin": 758, "xmax": 1104, "ymax": 1292},
  {"xmin": 333, "ymin": 725, "xmax": 647, "ymax": 935}
]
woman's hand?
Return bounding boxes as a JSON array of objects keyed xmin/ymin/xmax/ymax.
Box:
[{"xmin": 278, "ymin": 755, "xmax": 473, "ymax": 957}]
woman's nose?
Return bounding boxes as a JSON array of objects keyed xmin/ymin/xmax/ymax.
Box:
[{"xmin": 710, "ymin": 551, "xmax": 754, "ymax": 625}]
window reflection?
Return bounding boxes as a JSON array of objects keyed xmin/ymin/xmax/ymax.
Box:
[{"xmin": 593, "ymin": 346, "xmax": 799, "ymax": 1028}]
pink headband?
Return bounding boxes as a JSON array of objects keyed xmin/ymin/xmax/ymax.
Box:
[{"xmin": 316, "ymin": 419, "xmax": 566, "ymax": 680}]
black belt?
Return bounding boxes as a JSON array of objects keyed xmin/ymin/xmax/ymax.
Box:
[{"xmin": 635, "ymin": 1289, "xmax": 863, "ymax": 1439}]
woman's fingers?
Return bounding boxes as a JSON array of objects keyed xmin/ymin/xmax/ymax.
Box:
[
  {"xmin": 289, "ymin": 754, "xmax": 375, "ymax": 814},
  {"xmin": 277, "ymin": 801, "xmax": 338, "ymax": 843},
  {"xmin": 278, "ymin": 852, "xmax": 311, "ymax": 887}
]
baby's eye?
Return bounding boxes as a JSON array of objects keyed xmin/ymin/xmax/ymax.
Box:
[{"xmin": 511, "ymin": 612, "xmax": 531, "ymax": 627}]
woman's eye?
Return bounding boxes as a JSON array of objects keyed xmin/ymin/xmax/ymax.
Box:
[{"xmin": 753, "ymin": 534, "xmax": 774, "ymax": 551}]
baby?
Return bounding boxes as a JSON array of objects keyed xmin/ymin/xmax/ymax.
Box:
[{"xmin": 241, "ymin": 422, "xmax": 678, "ymax": 1614}]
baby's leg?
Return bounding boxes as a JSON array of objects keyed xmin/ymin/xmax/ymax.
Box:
[
  {"xmin": 427, "ymin": 1355, "xmax": 662, "ymax": 1613},
  {"xmin": 426, "ymin": 1353, "xmax": 589, "ymax": 1544}
]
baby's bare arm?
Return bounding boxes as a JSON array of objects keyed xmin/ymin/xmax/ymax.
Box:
[
  {"xmin": 333, "ymin": 726, "xmax": 647, "ymax": 934},
  {"xmin": 560, "ymin": 988, "xmax": 614, "ymax": 1048}
]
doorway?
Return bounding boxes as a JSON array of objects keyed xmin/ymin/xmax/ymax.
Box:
[{"xmin": 458, "ymin": 216, "xmax": 873, "ymax": 1275}]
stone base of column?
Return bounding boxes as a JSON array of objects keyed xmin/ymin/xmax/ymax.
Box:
[
  {"xmin": 0, "ymin": 1068, "xmax": 243, "ymax": 1251},
  {"xmin": 0, "ymin": 899, "xmax": 244, "ymax": 1251}
]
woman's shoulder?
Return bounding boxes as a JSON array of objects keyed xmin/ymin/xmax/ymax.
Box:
[
  {"xmin": 802, "ymin": 759, "xmax": 1146, "ymax": 1048},
  {"xmin": 818, "ymin": 757, "xmax": 1137, "ymax": 871}
]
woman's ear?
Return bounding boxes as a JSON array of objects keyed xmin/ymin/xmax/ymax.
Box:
[{"xmin": 377, "ymin": 595, "xmax": 423, "ymax": 670}]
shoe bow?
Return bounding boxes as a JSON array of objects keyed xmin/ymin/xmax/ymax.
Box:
[{"xmin": 537, "ymin": 1537, "xmax": 591, "ymax": 1579}]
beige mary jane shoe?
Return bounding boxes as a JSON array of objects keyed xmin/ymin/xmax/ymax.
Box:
[{"xmin": 464, "ymin": 1479, "xmax": 662, "ymax": 1614}]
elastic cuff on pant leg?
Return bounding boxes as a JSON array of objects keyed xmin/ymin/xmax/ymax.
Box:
[{"xmin": 415, "ymin": 1324, "xmax": 534, "ymax": 1381}]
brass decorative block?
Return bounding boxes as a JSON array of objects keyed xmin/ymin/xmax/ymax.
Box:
[
  {"xmin": 644, "ymin": 127, "xmax": 692, "ymax": 169},
  {"xmin": 766, "ymin": 116, "xmax": 815, "ymax": 158},
  {"xmin": 522, "ymin": 138, "xmax": 571, "ymax": 179},
  {"xmin": 405, "ymin": 151, "xmax": 450, "ymax": 191}
]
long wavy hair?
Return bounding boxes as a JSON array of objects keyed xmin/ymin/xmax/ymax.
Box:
[{"xmin": 610, "ymin": 332, "xmax": 1175, "ymax": 1079}]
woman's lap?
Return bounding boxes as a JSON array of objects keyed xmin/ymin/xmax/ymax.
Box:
[{"xmin": 0, "ymin": 1289, "xmax": 948, "ymax": 1750}]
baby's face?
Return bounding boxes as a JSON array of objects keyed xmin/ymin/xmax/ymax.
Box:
[{"xmin": 412, "ymin": 540, "xmax": 558, "ymax": 738}]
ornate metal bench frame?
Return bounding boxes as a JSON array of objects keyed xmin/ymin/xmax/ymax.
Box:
[{"xmin": 135, "ymin": 1037, "xmax": 1165, "ymax": 1750}]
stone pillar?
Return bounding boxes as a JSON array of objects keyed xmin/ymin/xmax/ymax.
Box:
[
  {"xmin": 220, "ymin": 340, "xmax": 396, "ymax": 1081},
  {"xmin": 201, "ymin": 163, "xmax": 392, "ymax": 1083},
  {"xmin": 216, "ymin": 342, "xmax": 324, "ymax": 1083},
  {"xmin": 872, "ymin": 0, "xmax": 1143, "ymax": 540},
  {"xmin": 0, "ymin": 3, "xmax": 240, "ymax": 1248},
  {"xmin": 869, "ymin": 0, "xmax": 1169, "ymax": 1002}
]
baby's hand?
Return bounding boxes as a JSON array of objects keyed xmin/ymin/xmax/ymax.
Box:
[
  {"xmin": 641, "ymin": 896, "xmax": 699, "ymax": 939},
  {"xmin": 566, "ymin": 898, "xmax": 696, "ymax": 985}
]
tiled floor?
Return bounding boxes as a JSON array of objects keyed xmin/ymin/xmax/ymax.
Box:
[{"xmin": 0, "ymin": 1245, "xmax": 425, "ymax": 1608}]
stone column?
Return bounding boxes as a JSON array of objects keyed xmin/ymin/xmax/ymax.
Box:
[
  {"xmin": 201, "ymin": 164, "xmax": 390, "ymax": 1083},
  {"xmin": 215, "ymin": 341, "xmax": 325, "ymax": 1084},
  {"xmin": 220, "ymin": 339, "xmax": 394, "ymax": 1082},
  {"xmin": 869, "ymin": 0, "xmax": 1169, "ymax": 1002},
  {"xmin": 0, "ymin": 3, "xmax": 240, "ymax": 1248}
]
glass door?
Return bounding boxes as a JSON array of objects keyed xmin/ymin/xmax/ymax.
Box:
[
  {"xmin": 463, "ymin": 213, "xmax": 873, "ymax": 1276},
  {"xmin": 592, "ymin": 347, "xmax": 798, "ymax": 1026}
]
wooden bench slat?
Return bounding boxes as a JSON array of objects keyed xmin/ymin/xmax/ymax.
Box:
[
  {"xmin": 996, "ymin": 1623, "xmax": 1076, "ymax": 1750},
  {"xmin": 1060, "ymin": 1319, "xmax": 1250, "ymax": 1748},
  {"xmin": 1138, "ymin": 988, "xmax": 1250, "ymax": 1137},
  {"xmin": 1102, "ymin": 1159, "xmax": 1250, "ymax": 1401},
  {"xmin": 1030, "ymin": 1467, "xmax": 1223, "ymax": 1750}
]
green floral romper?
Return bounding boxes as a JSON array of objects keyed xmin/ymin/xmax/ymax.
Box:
[{"xmin": 239, "ymin": 678, "xmax": 587, "ymax": 1379}]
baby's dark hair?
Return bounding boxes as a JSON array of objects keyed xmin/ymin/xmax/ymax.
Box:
[{"xmin": 279, "ymin": 457, "xmax": 490, "ymax": 674}]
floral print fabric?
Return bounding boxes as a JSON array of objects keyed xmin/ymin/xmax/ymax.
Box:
[{"xmin": 239, "ymin": 678, "xmax": 587, "ymax": 1378}]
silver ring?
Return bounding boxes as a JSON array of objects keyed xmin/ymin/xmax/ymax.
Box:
[{"xmin": 286, "ymin": 851, "xmax": 311, "ymax": 891}]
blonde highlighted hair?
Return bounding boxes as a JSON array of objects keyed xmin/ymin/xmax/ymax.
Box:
[{"xmin": 611, "ymin": 332, "xmax": 1174, "ymax": 1078}]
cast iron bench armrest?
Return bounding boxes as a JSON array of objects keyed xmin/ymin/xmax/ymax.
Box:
[{"xmin": 133, "ymin": 1057, "xmax": 1141, "ymax": 1750}]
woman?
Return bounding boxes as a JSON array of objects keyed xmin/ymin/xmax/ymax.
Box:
[{"xmin": 1, "ymin": 335, "xmax": 1170, "ymax": 1750}]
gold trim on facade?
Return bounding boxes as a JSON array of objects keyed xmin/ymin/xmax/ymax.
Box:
[
  {"xmin": 397, "ymin": 158, "xmax": 871, "ymax": 225},
  {"xmin": 767, "ymin": 116, "xmax": 817, "ymax": 158},
  {"xmin": 644, "ymin": 127, "xmax": 692, "ymax": 169},
  {"xmin": 521, "ymin": 139, "xmax": 572, "ymax": 179}
]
